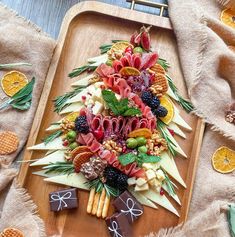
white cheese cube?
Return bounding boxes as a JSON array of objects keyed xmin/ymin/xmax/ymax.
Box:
[
  {"xmin": 156, "ymin": 169, "xmax": 165, "ymax": 182},
  {"xmin": 92, "ymin": 101, "xmax": 104, "ymax": 115},
  {"xmin": 127, "ymin": 177, "xmax": 136, "ymax": 186},
  {"xmin": 142, "ymin": 163, "xmax": 155, "ymax": 170},
  {"xmin": 136, "ymin": 177, "xmax": 147, "ymax": 186},
  {"xmin": 146, "ymin": 169, "xmax": 156, "ymax": 181},
  {"xmin": 134, "ymin": 183, "xmax": 149, "ymax": 192}
]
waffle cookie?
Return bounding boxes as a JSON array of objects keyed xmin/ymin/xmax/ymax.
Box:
[
  {"xmin": 0, "ymin": 131, "xmax": 19, "ymax": 155},
  {"xmin": 0, "ymin": 228, "xmax": 24, "ymax": 237},
  {"xmin": 150, "ymin": 73, "xmax": 169, "ymax": 96}
]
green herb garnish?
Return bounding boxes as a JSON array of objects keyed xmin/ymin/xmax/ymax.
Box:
[
  {"xmin": 163, "ymin": 170, "xmax": 176, "ymax": 196},
  {"xmin": 157, "ymin": 58, "xmax": 170, "ymax": 71},
  {"xmin": 43, "ymin": 130, "xmax": 63, "ymax": 145},
  {"xmin": 0, "ymin": 77, "xmax": 35, "ymax": 111},
  {"xmin": 88, "ymin": 178, "xmax": 119, "ymax": 197},
  {"xmin": 118, "ymin": 152, "xmax": 161, "ymax": 167},
  {"xmin": 157, "ymin": 120, "xmax": 178, "ymax": 157},
  {"xmin": 68, "ymin": 65, "xmax": 97, "ymax": 78},
  {"xmin": 99, "ymin": 40, "xmax": 128, "ymax": 54},
  {"xmin": 102, "ymin": 90, "xmax": 141, "ymax": 117},
  {"xmin": 0, "ymin": 62, "xmax": 32, "ymax": 69},
  {"xmin": 166, "ymin": 74, "xmax": 194, "ymax": 113},
  {"xmin": 43, "ymin": 162, "xmax": 74, "ymax": 174},
  {"xmin": 53, "ymin": 86, "xmax": 85, "ymax": 113}
]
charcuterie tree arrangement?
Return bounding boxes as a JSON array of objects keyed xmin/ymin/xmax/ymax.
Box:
[{"xmin": 28, "ymin": 26, "xmax": 194, "ymax": 236}]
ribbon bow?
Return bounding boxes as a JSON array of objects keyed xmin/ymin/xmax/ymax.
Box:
[
  {"xmin": 121, "ymin": 198, "xmax": 143, "ymax": 222},
  {"xmin": 50, "ymin": 191, "xmax": 74, "ymax": 211},
  {"xmin": 108, "ymin": 221, "xmax": 123, "ymax": 237}
]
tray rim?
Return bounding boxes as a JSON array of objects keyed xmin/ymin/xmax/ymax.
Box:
[{"xmin": 17, "ymin": 0, "xmax": 205, "ymax": 227}]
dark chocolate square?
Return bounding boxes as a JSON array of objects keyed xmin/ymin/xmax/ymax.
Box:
[
  {"xmin": 49, "ymin": 188, "xmax": 78, "ymax": 212},
  {"xmin": 106, "ymin": 212, "xmax": 132, "ymax": 237},
  {"xmin": 112, "ymin": 190, "xmax": 143, "ymax": 223}
]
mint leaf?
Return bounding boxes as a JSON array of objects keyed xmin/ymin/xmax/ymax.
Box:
[
  {"xmin": 138, "ymin": 153, "xmax": 161, "ymax": 163},
  {"xmin": 102, "ymin": 90, "xmax": 120, "ymax": 115},
  {"xmin": 118, "ymin": 153, "xmax": 137, "ymax": 166},
  {"xmin": 123, "ymin": 107, "xmax": 141, "ymax": 116}
]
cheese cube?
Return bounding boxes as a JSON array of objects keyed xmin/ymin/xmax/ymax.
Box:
[
  {"xmin": 127, "ymin": 177, "xmax": 136, "ymax": 186},
  {"xmin": 92, "ymin": 101, "xmax": 104, "ymax": 115},
  {"xmin": 134, "ymin": 183, "xmax": 149, "ymax": 192},
  {"xmin": 146, "ymin": 169, "xmax": 156, "ymax": 181},
  {"xmin": 156, "ymin": 169, "xmax": 165, "ymax": 182},
  {"xmin": 136, "ymin": 178, "xmax": 147, "ymax": 186},
  {"xmin": 142, "ymin": 163, "xmax": 155, "ymax": 170}
]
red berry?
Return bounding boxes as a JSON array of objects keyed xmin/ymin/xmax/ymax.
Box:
[
  {"xmin": 168, "ymin": 128, "xmax": 175, "ymax": 136},
  {"xmin": 160, "ymin": 188, "xmax": 164, "ymax": 196},
  {"xmin": 122, "ymin": 145, "xmax": 127, "ymax": 153},
  {"xmin": 82, "ymin": 96, "xmax": 86, "ymax": 101},
  {"xmin": 125, "ymin": 46, "xmax": 133, "ymax": 54},
  {"xmin": 63, "ymin": 140, "xmax": 69, "ymax": 147},
  {"xmin": 93, "ymin": 128, "xmax": 104, "ymax": 141},
  {"xmin": 147, "ymin": 151, "xmax": 151, "ymax": 155}
]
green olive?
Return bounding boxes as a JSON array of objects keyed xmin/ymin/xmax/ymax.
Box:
[
  {"xmin": 133, "ymin": 47, "xmax": 144, "ymax": 55},
  {"xmin": 136, "ymin": 137, "xmax": 147, "ymax": 146},
  {"xmin": 138, "ymin": 146, "xmax": 148, "ymax": 153},
  {"xmin": 126, "ymin": 138, "xmax": 138, "ymax": 149},
  {"xmin": 66, "ymin": 130, "xmax": 77, "ymax": 142},
  {"xmin": 69, "ymin": 142, "xmax": 78, "ymax": 150}
]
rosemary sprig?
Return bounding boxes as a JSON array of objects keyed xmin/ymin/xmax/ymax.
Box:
[
  {"xmin": 163, "ymin": 170, "xmax": 176, "ymax": 196},
  {"xmin": 53, "ymin": 86, "xmax": 86, "ymax": 113},
  {"xmin": 157, "ymin": 58, "xmax": 170, "ymax": 71},
  {"xmin": 88, "ymin": 178, "xmax": 119, "ymax": 198},
  {"xmin": 43, "ymin": 162, "xmax": 74, "ymax": 174},
  {"xmin": 43, "ymin": 130, "xmax": 63, "ymax": 145},
  {"xmin": 157, "ymin": 120, "xmax": 178, "ymax": 157},
  {"xmin": 0, "ymin": 62, "xmax": 32, "ymax": 69},
  {"xmin": 68, "ymin": 65, "xmax": 97, "ymax": 78},
  {"xmin": 166, "ymin": 75, "xmax": 194, "ymax": 113}
]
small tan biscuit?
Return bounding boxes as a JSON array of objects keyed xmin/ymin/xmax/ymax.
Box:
[
  {"xmin": 1, "ymin": 228, "xmax": 24, "ymax": 237},
  {"xmin": 0, "ymin": 131, "xmax": 19, "ymax": 155}
]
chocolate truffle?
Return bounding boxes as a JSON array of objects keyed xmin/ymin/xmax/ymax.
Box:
[
  {"xmin": 106, "ymin": 212, "xmax": 132, "ymax": 237},
  {"xmin": 49, "ymin": 188, "xmax": 78, "ymax": 212},
  {"xmin": 112, "ymin": 190, "xmax": 143, "ymax": 223}
]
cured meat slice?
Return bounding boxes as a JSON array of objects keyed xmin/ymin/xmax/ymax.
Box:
[{"xmin": 96, "ymin": 63, "xmax": 115, "ymax": 77}]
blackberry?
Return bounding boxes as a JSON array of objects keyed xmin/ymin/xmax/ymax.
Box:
[
  {"xmin": 141, "ymin": 91, "xmax": 152, "ymax": 106},
  {"xmin": 116, "ymin": 173, "xmax": 128, "ymax": 191},
  {"xmin": 153, "ymin": 106, "xmax": 168, "ymax": 117},
  {"xmin": 150, "ymin": 96, "xmax": 160, "ymax": 109},
  {"xmin": 103, "ymin": 166, "xmax": 119, "ymax": 186},
  {"xmin": 75, "ymin": 115, "xmax": 89, "ymax": 133}
]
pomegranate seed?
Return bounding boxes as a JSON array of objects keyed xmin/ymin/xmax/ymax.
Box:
[
  {"xmin": 168, "ymin": 128, "xmax": 175, "ymax": 136},
  {"xmin": 63, "ymin": 140, "xmax": 69, "ymax": 147},
  {"xmin": 122, "ymin": 146, "xmax": 127, "ymax": 153},
  {"xmin": 93, "ymin": 129, "xmax": 104, "ymax": 141},
  {"xmin": 147, "ymin": 151, "xmax": 151, "ymax": 155},
  {"xmin": 125, "ymin": 46, "xmax": 133, "ymax": 54},
  {"xmin": 160, "ymin": 188, "xmax": 164, "ymax": 196},
  {"xmin": 82, "ymin": 96, "xmax": 86, "ymax": 101}
]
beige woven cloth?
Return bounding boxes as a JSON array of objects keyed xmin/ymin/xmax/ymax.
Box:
[
  {"xmin": 0, "ymin": 4, "xmax": 55, "ymax": 237},
  {"xmin": 147, "ymin": 0, "xmax": 235, "ymax": 236}
]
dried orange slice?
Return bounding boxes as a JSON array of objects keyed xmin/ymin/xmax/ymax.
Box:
[
  {"xmin": 111, "ymin": 42, "xmax": 133, "ymax": 53},
  {"xmin": 150, "ymin": 64, "xmax": 166, "ymax": 75},
  {"xmin": 1, "ymin": 71, "xmax": 28, "ymax": 97},
  {"xmin": 159, "ymin": 96, "xmax": 174, "ymax": 124},
  {"xmin": 220, "ymin": 8, "xmax": 235, "ymax": 28},
  {"xmin": 212, "ymin": 146, "xmax": 235, "ymax": 174},
  {"xmin": 128, "ymin": 128, "xmax": 152, "ymax": 139},
  {"xmin": 119, "ymin": 66, "xmax": 141, "ymax": 76}
]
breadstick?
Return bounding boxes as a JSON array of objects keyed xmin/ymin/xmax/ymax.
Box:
[
  {"xmin": 87, "ymin": 188, "xmax": 95, "ymax": 214},
  {"xmin": 96, "ymin": 188, "xmax": 106, "ymax": 218},
  {"xmin": 91, "ymin": 192, "xmax": 100, "ymax": 215},
  {"xmin": 101, "ymin": 194, "xmax": 110, "ymax": 219}
]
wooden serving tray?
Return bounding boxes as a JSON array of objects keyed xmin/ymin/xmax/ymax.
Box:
[{"xmin": 18, "ymin": 2, "xmax": 205, "ymax": 236}]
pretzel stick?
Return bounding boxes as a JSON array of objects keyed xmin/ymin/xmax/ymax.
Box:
[
  {"xmin": 101, "ymin": 194, "xmax": 110, "ymax": 219},
  {"xmin": 91, "ymin": 192, "xmax": 101, "ymax": 215},
  {"xmin": 96, "ymin": 188, "xmax": 106, "ymax": 218},
  {"xmin": 87, "ymin": 188, "xmax": 95, "ymax": 214}
]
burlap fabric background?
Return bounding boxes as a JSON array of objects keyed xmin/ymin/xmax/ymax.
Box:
[
  {"xmin": 0, "ymin": 0, "xmax": 234, "ymax": 236},
  {"xmin": 0, "ymin": 4, "xmax": 55, "ymax": 237}
]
